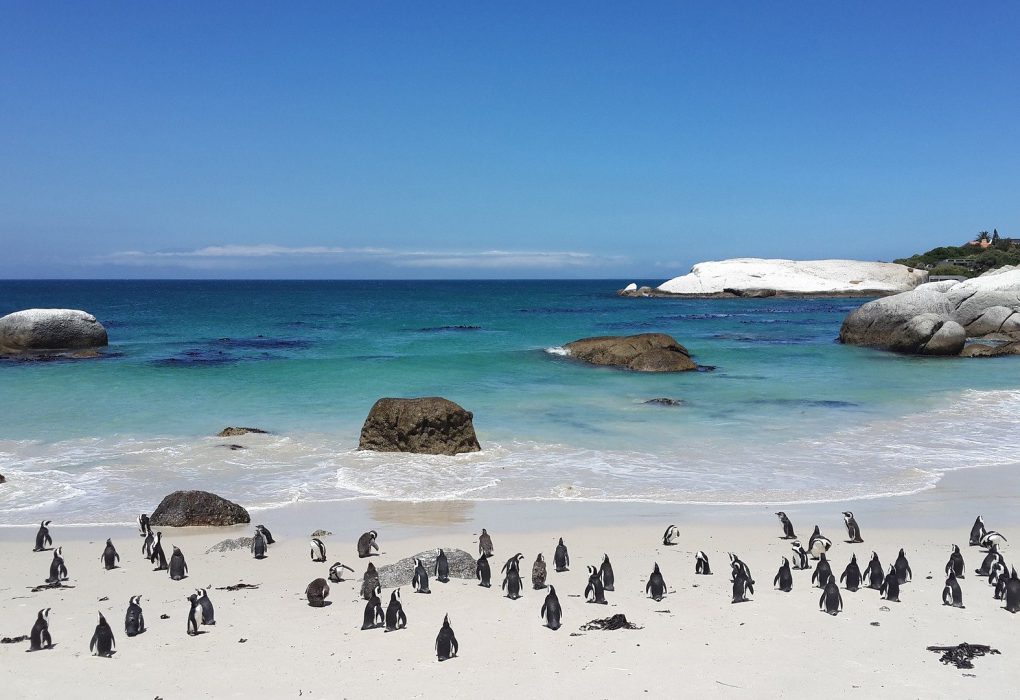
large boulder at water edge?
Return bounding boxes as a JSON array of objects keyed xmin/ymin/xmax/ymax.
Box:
[
  {"xmin": 375, "ymin": 548, "xmax": 477, "ymax": 587},
  {"xmin": 0, "ymin": 309, "xmax": 108, "ymax": 354},
  {"xmin": 562, "ymin": 333, "xmax": 697, "ymax": 372},
  {"xmin": 150, "ymin": 490, "xmax": 250, "ymax": 527},
  {"xmin": 358, "ymin": 397, "xmax": 481, "ymax": 455},
  {"xmin": 839, "ymin": 267, "xmax": 1020, "ymax": 356}
]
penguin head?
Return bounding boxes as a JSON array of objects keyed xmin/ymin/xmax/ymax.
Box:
[
  {"xmin": 813, "ymin": 525, "xmax": 821, "ymax": 535},
  {"xmin": 653, "ymin": 562, "xmax": 660, "ymax": 573},
  {"xmin": 106, "ymin": 538, "xmax": 112, "ymax": 546},
  {"xmin": 587, "ymin": 565, "xmax": 596, "ymax": 575},
  {"xmin": 790, "ymin": 540, "xmax": 800, "ymax": 549},
  {"xmin": 54, "ymin": 547, "xmax": 62, "ymax": 557},
  {"xmin": 558, "ymin": 537, "xmax": 564, "ymax": 545},
  {"xmin": 898, "ymin": 548, "xmax": 906, "ymax": 557},
  {"xmin": 775, "ymin": 511, "xmax": 785, "ymax": 519},
  {"xmin": 481, "ymin": 528, "xmax": 488, "ymax": 535},
  {"xmin": 187, "ymin": 594, "xmax": 197, "ymax": 603},
  {"xmin": 537, "ymin": 553, "xmax": 544, "ymax": 562},
  {"xmin": 515, "ymin": 553, "xmax": 524, "ymax": 563},
  {"xmin": 843, "ymin": 511, "xmax": 853, "ymax": 519},
  {"xmin": 391, "ymin": 588, "xmax": 401, "ymax": 602},
  {"xmin": 172, "ymin": 545, "xmax": 181, "ymax": 554},
  {"xmin": 781, "ymin": 557, "xmax": 789, "ymax": 566},
  {"xmin": 850, "ymin": 553, "xmax": 857, "ymax": 563},
  {"xmin": 367, "ymin": 562, "xmax": 376, "ymax": 573},
  {"xmin": 131, "ymin": 595, "xmax": 141, "ymax": 606},
  {"xmin": 38, "ymin": 608, "xmax": 50, "ymax": 621},
  {"xmin": 97, "ymin": 612, "xmax": 109, "ymax": 626},
  {"xmin": 43, "ymin": 520, "xmax": 52, "ymax": 527},
  {"xmin": 549, "ymin": 585, "xmax": 557, "ymax": 596},
  {"xmin": 369, "ymin": 530, "xmax": 378, "ymax": 540},
  {"xmin": 442, "ymin": 614, "xmax": 451, "ymax": 627}
]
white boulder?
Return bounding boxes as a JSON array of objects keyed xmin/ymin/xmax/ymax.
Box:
[{"xmin": 0, "ymin": 309, "xmax": 108, "ymax": 353}]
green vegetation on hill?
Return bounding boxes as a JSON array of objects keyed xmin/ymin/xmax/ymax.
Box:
[{"xmin": 895, "ymin": 232, "xmax": 1020, "ymax": 277}]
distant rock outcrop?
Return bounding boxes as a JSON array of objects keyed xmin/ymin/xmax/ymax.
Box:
[
  {"xmin": 375, "ymin": 548, "xmax": 477, "ymax": 588},
  {"xmin": 150, "ymin": 490, "xmax": 250, "ymax": 527},
  {"xmin": 217, "ymin": 427, "xmax": 268, "ymax": 437},
  {"xmin": 562, "ymin": 333, "xmax": 697, "ymax": 372},
  {"xmin": 0, "ymin": 309, "xmax": 108, "ymax": 354},
  {"xmin": 358, "ymin": 397, "xmax": 481, "ymax": 455}
]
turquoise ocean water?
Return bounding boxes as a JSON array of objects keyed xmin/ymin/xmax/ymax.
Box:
[{"xmin": 1, "ymin": 279, "xmax": 1018, "ymax": 524}]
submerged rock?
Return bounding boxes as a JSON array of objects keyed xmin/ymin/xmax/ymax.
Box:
[
  {"xmin": 217, "ymin": 427, "xmax": 268, "ymax": 437},
  {"xmin": 563, "ymin": 333, "xmax": 697, "ymax": 372},
  {"xmin": 960, "ymin": 341, "xmax": 1020, "ymax": 358},
  {"xmin": 358, "ymin": 397, "xmax": 481, "ymax": 455},
  {"xmin": 150, "ymin": 490, "xmax": 250, "ymax": 527},
  {"xmin": 0, "ymin": 309, "xmax": 108, "ymax": 354},
  {"xmin": 643, "ymin": 397, "xmax": 684, "ymax": 406},
  {"xmin": 375, "ymin": 548, "xmax": 476, "ymax": 588}
]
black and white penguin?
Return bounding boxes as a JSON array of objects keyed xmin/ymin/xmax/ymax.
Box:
[
  {"xmin": 646, "ymin": 562, "xmax": 667, "ymax": 601},
  {"xmin": 28, "ymin": 608, "xmax": 52, "ymax": 651},
  {"xmin": 501, "ymin": 553, "xmax": 524, "ymax": 575},
  {"xmin": 33, "ymin": 520, "xmax": 53, "ymax": 552},
  {"xmin": 328, "ymin": 561, "xmax": 355, "ymax": 583},
  {"xmin": 773, "ymin": 557, "xmax": 793, "ymax": 592},
  {"xmin": 137, "ymin": 514, "xmax": 151, "ymax": 538},
  {"xmin": 976, "ymin": 543, "xmax": 1004, "ymax": 576},
  {"xmin": 124, "ymin": 595, "xmax": 145, "ymax": 637},
  {"xmin": 1004, "ymin": 568, "xmax": 1020, "ymax": 613},
  {"xmin": 532, "ymin": 553, "xmax": 547, "ymax": 589},
  {"xmin": 864, "ymin": 552, "xmax": 884, "ymax": 590},
  {"xmin": 819, "ymin": 575, "xmax": 843, "ymax": 615},
  {"xmin": 695, "ymin": 550, "xmax": 712, "ymax": 575},
  {"xmin": 476, "ymin": 554, "xmax": 492, "ymax": 588},
  {"xmin": 502, "ymin": 555, "xmax": 523, "ymax": 600},
  {"xmin": 942, "ymin": 572, "xmax": 964, "ymax": 608},
  {"xmin": 89, "ymin": 613, "xmax": 115, "ymax": 657},
  {"xmin": 731, "ymin": 569, "xmax": 754, "ymax": 603},
  {"xmin": 305, "ymin": 578, "xmax": 330, "ymax": 607},
  {"xmin": 811, "ymin": 553, "xmax": 832, "ymax": 589},
  {"xmin": 309, "ymin": 538, "xmax": 326, "ymax": 563},
  {"xmin": 599, "ymin": 554, "xmax": 615, "ymax": 592},
  {"xmin": 840, "ymin": 553, "xmax": 862, "ymax": 592},
  {"xmin": 361, "ymin": 562, "xmax": 380, "ymax": 600},
  {"xmin": 186, "ymin": 594, "xmax": 201, "ymax": 634},
  {"xmin": 361, "ymin": 587, "xmax": 384, "ymax": 630},
  {"xmin": 46, "ymin": 547, "xmax": 68, "ymax": 584},
  {"xmin": 775, "ymin": 512, "xmax": 796, "ymax": 539},
  {"xmin": 141, "ymin": 529, "xmax": 155, "ymax": 560},
  {"xmin": 980, "ymin": 530, "xmax": 1008, "ymax": 548},
  {"xmin": 168, "ymin": 546, "xmax": 188, "ymax": 581},
  {"xmin": 790, "ymin": 541, "xmax": 809, "ymax": 570},
  {"xmin": 412, "ymin": 557, "xmax": 432, "ymax": 594},
  {"xmin": 988, "ymin": 560, "xmax": 1008, "ymax": 588},
  {"xmin": 195, "ymin": 588, "xmax": 215, "ymax": 625},
  {"xmin": 970, "ymin": 515, "xmax": 986, "ymax": 546},
  {"xmin": 100, "ymin": 539, "xmax": 119, "ymax": 570},
  {"xmin": 808, "ymin": 526, "xmax": 832, "ymax": 559},
  {"xmin": 435, "ymin": 614, "xmax": 458, "ymax": 661},
  {"xmin": 435, "ymin": 549, "xmax": 450, "ymax": 583},
  {"xmin": 541, "ymin": 585, "xmax": 562, "ymax": 630},
  {"xmin": 478, "ymin": 528, "xmax": 494, "ymax": 557},
  {"xmin": 554, "ymin": 537, "xmax": 569, "ymax": 572},
  {"xmin": 251, "ymin": 529, "xmax": 268, "ymax": 559},
  {"xmin": 385, "ymin": 588, "xmax": 407, "ymax": 631},
  {"xmin": 255, "ymin": 524, "xmax": 275, "ymax": 545},
  {"xmin": 894, "ymin": 548, "xmax": 912, "ymax": 584},
  {"xmin": 662, "ymin": 524, "xmax": 680, "ymax": 546},
  {"xmin": 994, "ymin": 568, "xmax": 1010, "ymax": 601},
  {"xmin": 357, "ymin": 530, "xmax": 379, "ymax": 558},
  {"xmin": 945, "ymin": 544, "xmax": 965, "ymax": 578},
  {"xmin": 842, "ymin": 511, "xmax": 863, "ymax": 543},
  {"xmin": 150, "ymin": 531, "xmax": 167, "ymax": 571},
  {"xmin": 880, "ymin": 565, "xmax": 900, "ymax": 602},
  {"xmin": 729, "ymin": 553, "xmax": 754, "ymax": 584},
  {"xmin": 584, "ymin": 565, "xmax": 607, "ymax": 604}
]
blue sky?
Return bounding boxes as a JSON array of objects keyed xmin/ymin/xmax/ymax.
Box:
[{"xmin": 2, "ymin": 2, "xmax": 1018, "ymax": 279}]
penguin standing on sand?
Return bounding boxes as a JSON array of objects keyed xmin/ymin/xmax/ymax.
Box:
[
  {"xmin": 695, "ymin": 551, "xmax": 712, "ymax": 575},
  {"xmin": 47, "ymin": 547, "xmax": 68, "ymax": 584},
  {"xmin": 976, "ymin": 543, "xmax": 1004, "ymax": 576},
  {"xmin": 946, "ymin": 545, "xmax": 965, "ymax": 578},
  {"xmin": 255, "ymin": 524, "xmax": 275, "ymax": 545},
  {"xmin": 34, "ymin": 520, "xmax": 53, "ymax": 552},
  {"xmin": 840, "ymin": 553, "xmax": 862, "ymax": 592},
  {"xmin": 435, "ymin": 614, "xmax": 458, "ymax": 661},
  {"xmin": 808, "ymin": 526, "xmax": 832, "ymax": 559},
  {"xmin": 124, "ymin": 596, "xmax": 145, "ymax": 637},
  {"xmin": 599, "ymin": 554, "xmax": 615, "ymax": 592},
  {"xmin": 310, "ymin": 538, "xmax": 326, "ymax": 563},
  {"xmin": 774, "ymin": 557, "xmax": 793, "ymax": 592},
  {"xmin": 186, "ymin": 594, "xmax": 201, "ymax": 634},
  {"xmin": 880, "ymin": 565, "xmax": 900, "ymax": 602},
  {"xmin": 981, "ymin": 530, "xmax": 1008, "ymax": 548},
  {"xmin": 137, "ymin": 514, "xmax": 151, "ymax": 538},
  {"xmin": 476, "ymin": 554, "xmax": 491, "ymax": 588},
  {"xmin": 478, "ymin": 529, "xmax": 494, "ymax": 557},
  {"xmin": 100, "ymin": 539, "xmax": 119, "ymax": 570},
  {"xmin": 864, "ymin": 552, "xmax": 884, "ymax": 589},
  {"xmin": 584, "ymin": 565, "xmax": 607, "ymax": 604},
  {"xmin": 385, "ymin": 589, "xmax": 407, "ymax": 631},
  {"xmin": 662, "ymin": 524, "xmax": 680, "ymax": 546},
  {"xmin": 1004, "ymin": 568, "xmax": 1020, "ymax": 613},
  {"xmin": 970, "ymin": 516, "xmax": 986, "ymax": 546},
  {"xmin": 89, "ymin": 613, "xmax": 115, "ymax": 657},
  {"xmin": 251, "ymin": 529, "xmax": 268, "ymax": 559},
  {"xmin": 554, "ymin": 538, "xmax": 569, "ymax": 572},
  {"xmin": 790, "ymin": 542, "xmax": 809, "ymax": 571},
  {"xmin": 150, "ymin": 532, "xmax": 167, "ymax": 571},
  {"xmin": 541, "ymin": 586, "xmax": 562, "ymax": 630},
  {"xmin": 142, "ymin": 529, "xmax": 155, "ymax": 560},
  {"xmin": 646, "ymin": 563, "xmax": 667, "ymax": 601},
  {"xmin": 843, "ymin": 511, "xmax": 863, "ymax": 543},
  {"xmin": 811, "ymin": 553, "xmax": 832, "ymax": 589},
  {"xmin": 502, "ymin": 555, "xmax": 523, "ymax": 600},
  {"xmin": 775, "ymin": 512, "xmax": 796, "ymax": 539},
  {"xmin": 361, "ymin": 563, "xmax": 380, "ymax": 600},
  {"xmin": 329, "ymin": 562, "xmax": 354, "ymax": 583},
  {"xmin": 942, "ymin": 572, "xmax": 964, "ymax": 608},
  {"xmin": 729, "ymin": 554, "xmax": 754, "ymax": 584},
  {"xmin": 357, "ymin": 530, "xmax": 379, "ymax": 558},
  {"xmin": 894, "ymin": 548, "xmax": 912, "ymax": 584},
  {"xmin": 29, "ymin": 609, "xmax": 52, "ymax": 651},
  {"xmin": 412, "ymin": 558, "xmax": 432, "ymax": 594},
  {"xmin": 361, "ymin": 587, "xmax": 384, "ymax": 630},
  {"xmin": 195, "ymin": 589, "xmax": 215, "ymax": 625},
  {"xmin": 994, "ymin": 568, "xmax": 1010, "ymax": 600},
  {"xmin": 532, "ymin": 553, "xmax": 547, "ymax": 590},
  {"xmin": 305, "ymin": 578, "xmax": 330, "ymax": 607},
  {"xmin": 819, "ymin": 575, "xmax": 843, "ymax": 615},
  {"xmin": 988, "ymin": 560, "xmax": 1007, "ymax": 588},
  {"xmin": 435, "ymin": 549, "xmax": 450, "ymax": 583},
  {"xmin": 168, "ymin": 546, "xmax": 188, "ymax": 581},
  {"xmin": 731, "ymin": 569, "xmax": 754, "ymax": 603}
]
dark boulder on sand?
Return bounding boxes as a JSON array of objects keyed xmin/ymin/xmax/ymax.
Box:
[
  {"xmin": 0, "ymin": 309, "xmax": 108, "ymax": 354},
  {"xmin": 563, "ymin": 333, "xmax": 697, "ymax": 372},
  {"xmin": 217, "ymin": 427, "xmax": 269, "ymax": 437},
  {"xmin": 150, "ymin": 490, "xmax": 250, "ymax": 527},
  {"xmin": 358, "ymin": 397, "xmax": 481, "ymax": 455},
  {"xmin": 376, "ymin": 548, "xmax": 477, "ymax": 588}
]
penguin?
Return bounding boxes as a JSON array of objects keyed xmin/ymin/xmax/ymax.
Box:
[
  {"xmin": 328, "ymin": 561, "xmax": 354, "ymax": 583},
  {"xmin": 141, "ymin": 529, "xmax": 155, "ymax": 560},
  {"xmin": 478, "ymin": 528, "xmax": 494, "ymax": 557},
  {"xmin": 988, "ymin": 560, "xmax": 1007, "ymax": 588},
  {"xmin": 124, "ymin": 595, "xmax": 145, "ymax": 637},
  {"xmin": 894, "ymin": 548, "xmax": 912, "ymax": 584},
  {"xmin": 195, "ymin": 588, "xmax": 215, "ymax": 625},
  {"xmin": 599, "ymin": 554, "xmax": 615, "ymax": 592},
  {"xmin": 945, "ymin": 544, "xmax": 965, "ymax": 578},
  {"xmin": 729, "ymin": 553, "xmax": 754, "ymax": 584},
  {"xmin": 476, "ymin": 553, "xmax": 492, "ymax": 588},
  {"xmin": 1004, "ymin": 568, "xmax": 1020, "ymax": 613},
  {"xmin": 864, "ymin": 552, "xmax": 884, "ymax": 590},
  {"xmin": 981, "ymin": 530, "xmax": 1008, "ymax": 548},
  {"xmin": 357, "ymin": 530, "xmax": 379, "ymax": 558},
  {"xmin": 942, "ymin": 572, "xmax": 964, "ymax": 608},
  {"xmin": 970, "ymin": 515, "xmax": 986, "ymax": 546},
  {"xmin": 695, "ymin": 550, "xmax": 712, "ymax": 575},
  {"xmin": 137, "ymin": 513, "xmax": 151, "ymax": 537},
  {"xmin": 361, "ymin": 587, "xmax": 384, "ymax": 630},
  {"xmin": 309, "ymin": 538, "xmax": 326, "ymax": 563},
  {"xmin": 994, "ymin": 568, "xmax": 1010, "ymax": 601},
  {"xmin": 361, "ymin": 563, "xmax": 380, "ymax": 600},
  {"xmin": 412, "ymin": 557, "xmax": 431, "ymax": 594},
  {"xmin": 33, "ymin": 520, "xmax": 53, "ymax": 552},
  {"xmin": 501, "ymin": 552, "xmax": 523, "ymax": 575},
  {"xmin": 553, "ymin": 537, "xmax": 569, "ymax": 572},
  {"xmin": 840, "ymin": 553, "xmax": 862, "ymax": 592},
  {"xmin": 305, "ymin": 578, "xmax": 330, "ymax": 607},
  {"xmin": 541, "ymin": 585, "xmax": 562, "ymax": 630},
  {"xmin": 100, "ymin": 539, "xmax": 119, "ymax": 570},
  {"xmin": 880, "ymin": 565, "xmax": 900, "ymax": 602},
  {"xmin": 773, "ymin": 557, "xmax": 793, "ymax": 592},
  {"xmin": 532, "ymin": 553, "xmax": 547, "ymax": 590},
  {"xmin": 502, "ymin": 556, "xmax": 523, "ymax": 600},
  {"xmin": 255, "ymin": 524, "xmax": 275, "ymax": 545},
  {"xmin": 150, "ymin": 531, "xmax": 168, "ymax": 571},
  {"xmin": 435, "ymin": 549, "xmax": 450, "ymax": 583},
  {"xmin": 29, "ymin": 608, "xmax": 52, "ymax": 651},
  {"xmin": 731, "ymin": 570, "xmax": 754, "ymax": 603},
  {"xmin": 89, "ymin": 613, "xmax": 115, "ymax": 657},
  {"xmin": 843, "ymin": 511, "xmax": 863, "ymax": 543},
  {"xmin": 976, "ymin": 543, "xmax": 1004, "ymax": 576},
  {"xmin": 251, "ymin": 529, "xmax": 268, "ymax": 559},
  {"xmin": 584, "ymin": 565, "xmax": 607, "ymax": 604},
  {"xmin": 819, "ymin": 575, "xmax": 843, "ymax": 615},
  {"xmin": 168, "ymin": 546, "xmax": 188, "ymax": 581},
  {"xmin": 186, "ymin": 594, "xmax": 201, "ymax": 634},
  {"xmin": 385, "ymin": 588, "xmax": 407, "ymax": 631},
  {"xmin": 790, "ymin": 542, "xmax": 809, "ymax": 571},
  {"xmin": 646, "ymin": 562, "xmax": 667, "ymax": 601},
  {"xmin": 662, "ymin": 524, "xmax": 680, "ymax": 546},
  {"xmin": 808, "ymin": 526, "xmax": 832, "ymax": 559},
  {"xmin": 775, "ymin": 512, "xmax": 796, "ymax": 539},
  {"xmin": 811, "ymin": 553, "xmax": 832, "ymax": 589},
  {"xmin": 46, "ymin": 547, "xmax": 68, "ymax": 584},
  {"xmin": 435, "ymin": 614, "xmax": 458, "ymax": 661}
]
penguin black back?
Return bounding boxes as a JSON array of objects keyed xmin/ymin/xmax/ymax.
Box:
[
  {"xmin": 34, "ymin": 520, "xmax": 53, "ymax": 552},
  {"xmin": 864, "ymin": 552, "xmax": 883, "ymax": 589},
  {"xmin": 945, "ymin": 544, "xmax": 965, "ymax": 578},
  {"xmin": 361, "ymin": 587, "xmax": 384, "ymax": 630},
  {"xmin": 646, "ymin": 562, "xmax": 667, "ymax": 601},
  {"xmin": 125, "ymin": 596, "xmax": 145, "ymax": 637},
  {"xmin": 554, "ymin": 538, "xmax": 569, "ymax": 572},
  {"xmin": 819, "ymin": 575, "xmax": 842, "ymax": 615},
  {"xmin": 186, "ymin": 594, "xmax": 201, "ymax": 634},
  {"xmin": 385, "ymin": 589, "xmax": 407, "ymax": 631},
  {"xmin": 880, "ymin": 566, "xmax": 900, "ymax": 602},
  {"xmin": 894, "ymin": 548, "xmax": 912, "ymax": 584},
  {"xmin": 811, "ymin": 553, "xmax": 832, "ymax": 589},
  {"xmin": 695, "ymin": 551, "xmax": 712, "ymax": 575},
  {"xmin": 89, "ymin": 613, "xmax": 115, "ymax": 657},
  {"xmin": 305, "ymin": 578, "xmax": 330, "ymax": 608},
  {"xmin": 361, "ymin": 562, "xmax": 380, "ymax": 600},
  {"xmin": 840, "ymin": 554, "xmax": 862, "ymax": 592},
  {"xmin": 151, "ymin": 532, "xmax": 167, "ymax": 570},
  {"xmin": 599, "ymin": 554, "xmax": 615, "ymax": 591},
  {"xmin": 100, "ymin": 539, "xmax": 119, "ymax": 570},
  {"xmin": 357, "ymin": 530, "xmax": 379, "ymax": 558},
  {"xmin": 531, "ymin": 553, "xmax": 547, "ymax": 590},
  {"xmin": 251, "ymin": 530, "xmax": 267, "ymax": 559},
  {"xmin": 970, "ymin": 516, "xmax": 985, "ymax": 546},
  {"xmin": 435, "ymin": 614, "xmax": 458, "ymax": 661},
  {"xmin": 168, "ymin": 546, "xmax": 188, "ymax": 581},
  {"xmin": 541, "ymin": 585, "xmax": 562, "ymax": 630},
  {"xmin": 412, "ymin": 558, "xmax": 432, "ymax": 594},
  {"xmin": 435, "ymin": 549, "xmax": 450, "ymax": 583},
  {"xmin": 774, "ymin": 557, "xmax": 793, "ymax": 592},
  {"xmin": 29, "ymin": 608, "xmax": 52, "ymax": 651},
  {"xmin": 584, "ymin": 565, "xmax": 607, "ymax": 604},
  {"xmin": 196, "ymin": 588, "xmax": 215, "ymax": 625},
  {"xmin": 476, "ymin": 553, "xmax": 491, "ymax": 588},
  {"xmin": 478, "ymin": 528, "xmax": 494, "ymax": 557},
  {"xmin": 502, "ymin": 557, "xmax": 523, "ymax": 600}
]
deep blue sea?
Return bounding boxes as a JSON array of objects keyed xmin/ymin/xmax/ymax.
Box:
[{"xmin": 2, "ymin": 279, "xmax": 1018, "ymax": 525}]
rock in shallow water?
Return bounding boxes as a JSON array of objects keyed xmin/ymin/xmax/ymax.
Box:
[
  {"xmin": 150, "ymin": 490, "xmax": 250, "ymax": 527},
  {"xmin": 375, "ymin": 548, "xmax": 476, "ymax": 588},
  {"xmin": 217, "ymin": 427, "xmax": 268, "ymax": 437},
  {"xmin": 358, "ymin": 397, "xmax": 481, "ymax": 455},
  {"xmin": 563, "ymin": 333, "xmax": 697, "ymax": 372},
  {"xmin": 0, "ymin": 309, "xmax": 108, "ymax": 354}
]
